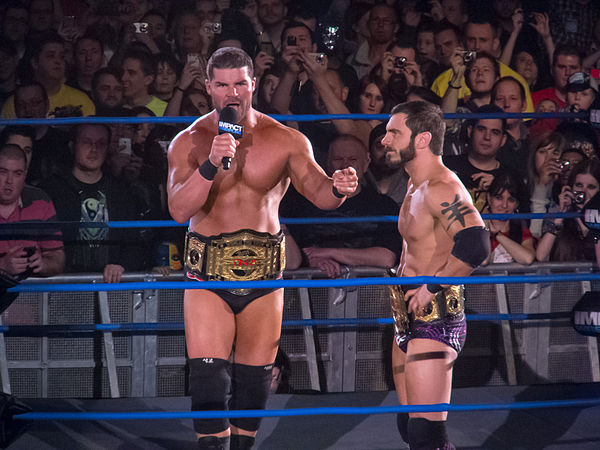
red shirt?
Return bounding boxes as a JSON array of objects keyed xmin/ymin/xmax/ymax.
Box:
[
  {"xmin": 0, "ymin": 186, "xmax": 63, "ymax": 255},
  {"xmin": 491, "ymin": 224, "xmax": 533, "ymax": 252}
]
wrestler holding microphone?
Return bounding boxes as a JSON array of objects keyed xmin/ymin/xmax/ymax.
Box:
[{"xmin": 167, "ymin": 47, "xmax": 358, "ymax": 449}]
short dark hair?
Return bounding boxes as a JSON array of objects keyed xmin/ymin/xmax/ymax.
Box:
[
  {"xmin": 71, "ymin": 121, "xmax": 111, "ymax": 145},
  {"xmin": 74, "ymin": 34, "xmax": 104, "ymax": 55},
  {"xmin": 0, "ymin": 125, "xmax": 35, "ymax": 147},
  {"xmin": 281, "ymin": 21, "xmax": 314, "ymax": 46},
  {"xmin": 91, "ymin": 67, "xmax": 123, "ymax": 93},
  {"xmin": 142, "ymin": 8, "xmax": 166, "ymax": 22},
  {"xmin": 434, "ymin": 19, "xmax": 462, "ymax": 41},
  {"xmin": 14, "ymin": 81, "xmax": 48, "ymax": 103},
  {"xmin": 466, "ymin": 14, "xmax": 499, "ymax": 38},
  {"xmin": 465, "ymin": 51, "xmax": 500, "ymax": 90},
  {"xmin": 553, "ymin": 43, "xmax": 582, "ymax": 67},
  {"xmin": 206, "ymin": 47, "xmax": 254, "ymax": 79},
  {"xmin": 406, "ymin": 86, "xmax": 442, "ymax": 106},
  {"xmin": 469, "ymin": 104, "xmax": 507, "ymax": 132},
  {"xmin": 0, "ymin": 144, "xmax": 27, "ymax": 165},
  {"xmin": 123, "ymin": 48, "xmax": 157, "ymax": 77},
  {"xmin": 491, "ymin": 76, "xmax": 525, "ymax": 103},
  {"xmin": 31, "ymin": 31, "xmax": 65, "ymax": 61},
  {"xmin": 390, "ymin": 101, "xmax": 446, "ymax": 155},
  {"xmin": 387, "ymin": 37, "xmax": 416, "ymax": 53}
]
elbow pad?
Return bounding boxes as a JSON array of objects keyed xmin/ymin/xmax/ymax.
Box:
[{"xmin": 451, "ymin": 226, "xmax": 490, "ymax": 268}]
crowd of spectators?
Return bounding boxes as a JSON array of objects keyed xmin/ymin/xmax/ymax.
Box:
[{"xmin": 1, "ymin": 0, "xmax": 600, "ymax": 282}]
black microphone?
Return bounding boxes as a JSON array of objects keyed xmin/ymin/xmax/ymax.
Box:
[{"xmin": 218, "ymin": 106, "xmax": 244, "ymax": 170}]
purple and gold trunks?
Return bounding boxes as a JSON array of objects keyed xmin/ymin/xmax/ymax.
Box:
[{"xmin": 389, "ymin": 283, "xmax": 467, "ymax": 354}]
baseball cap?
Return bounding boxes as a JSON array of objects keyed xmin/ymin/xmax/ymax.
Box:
[{"xmin": 566, "ymin": 72, "xmax": 599, "ymax": 93}]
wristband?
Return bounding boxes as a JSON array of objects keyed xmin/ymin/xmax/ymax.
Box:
[
  {"xmin": 426, "ymin": 284, "xmax": 444, "ymax": 294},
  {"xmin": 198, "ymin": 159, "xmax": 218, "ymax": 180},
  {"xmin": 332, "ymin": 186, "xmax": 346, "ymax": 198},
  {"xmin": 175, "ymin": 86, "xmax": 185, "ymax": 93},
  {"xmin": 448, "ymin": 82, "xmax": 461, "ymax": 89}
]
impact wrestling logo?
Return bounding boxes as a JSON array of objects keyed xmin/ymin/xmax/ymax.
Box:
[{"xmin": 218, "ymin": 121, "xmax": 243, "ymax": 138}]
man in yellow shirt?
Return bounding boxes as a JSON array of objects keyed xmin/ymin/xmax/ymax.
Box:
[
  {"xmin": 121, "ymin": 49, "xmax": 167, "ymax": 117},
  {"xmin": 1, "ymin": 32, "xmax": 95, "ymax": 118},
  {"xmin": 431, "ymin": 18, "xmax": 534, "ymax": 113}
]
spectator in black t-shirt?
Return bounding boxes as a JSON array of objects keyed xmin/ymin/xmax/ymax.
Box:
[
  {"xmin": 444, "ymin": 105, "xmax": 510, "ymax": 212},
  {"xmin": 281, "ymin": 134, "xmax": 401, "ymax": 277},
  {"xmin": 41, "ymin": 123, "xmax": 149, "ymax": 282}
]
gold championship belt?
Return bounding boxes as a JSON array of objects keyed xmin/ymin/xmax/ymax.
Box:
[
  {"xmin": 388, "ymin": 283, "xmax": 464, "ymax": 335},
  {"xmin": 184, "ymin": 229, "xmax": 285, "ymax": 295}
]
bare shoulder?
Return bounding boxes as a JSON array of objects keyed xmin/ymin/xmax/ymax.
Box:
[
  {"xmin": 426, "ymin": 165, "xmax": 483, "ymax": 232},
  {"xmin": 169, "ymin": 113, "xmax": 215, "ymax": 160},
  {"xmin": 257, "ymin": 113, "xmax": 312, "ymax": 154},
  {"xmin": 425, "ymin": 167, "xmax": 472, "ymax": 208}
]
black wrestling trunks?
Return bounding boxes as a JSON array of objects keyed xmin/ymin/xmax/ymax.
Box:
[
  {"xmin": 388, "ymin": 283, "xmax": 467, "ymax": 353},
  {"xmin": 184, "ymin": 229, "xmax": 285, "ymax": 313}
]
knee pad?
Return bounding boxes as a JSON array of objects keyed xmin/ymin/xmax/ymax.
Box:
[
  {"xmin": 189, "ymin": 357, "xmax": 231, "ymax": 434},
  {"xmin": 397, "ymin": 412, "xmax": 409, "ymax": 443},
  {"xmin": 229, "ymin": 362, "xmax": 273, "ymax": 432},
  {"xmin": 408, "ymin": 417, "xmax": 451, "ymax": 450},
  {"xmin": 197, "ymin": 435, "xmax": 230, "ymax": 449},
  {"xmin": 230, "ymin": 434, "xmax": 255, "ymax": 449}
]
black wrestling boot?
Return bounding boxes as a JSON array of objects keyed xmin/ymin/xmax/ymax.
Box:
[
  {"xmin": 397, "ymin": 412, "xmax": 409, "ymax": 444},
  {"xmin": 197, "ymin": 435, "xmax": 230, "ymax": 449},
  {"xmin": 230, "ymin": 434, "xmax": 255, "ymax": 449},
  {"xmin": 408, "ymin": 418, "xmax": 454, "ymax": 450}
]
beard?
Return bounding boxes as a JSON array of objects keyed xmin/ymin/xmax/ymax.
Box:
[{"xmin": 385, "ymin": 138, "xmax": 416, "ymax": 169}]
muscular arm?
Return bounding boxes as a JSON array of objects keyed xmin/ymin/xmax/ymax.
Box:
[
  {"xmin": 167, "ymin": 128, "xmax": 216, "ymax": 223},
  {"xmin": 406, "ymin": 179, "xmax": 488, "ymax": 314},
  {"xmin": 286, "ymin": 132, "xmax": 353, "ymax": 210},
  {"xmin": 429, "ymin": 180, "xmax": 488, "ymax": 279}
]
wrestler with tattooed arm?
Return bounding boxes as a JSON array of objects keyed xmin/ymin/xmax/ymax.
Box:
[{"xmin": 381, "ymin": 101, "xmax": 490, "ymax": 450}]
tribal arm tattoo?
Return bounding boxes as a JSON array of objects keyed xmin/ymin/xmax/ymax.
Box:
[{"xmin": 440, "ymin": 194, "xmax": 474, "ymax": 230}]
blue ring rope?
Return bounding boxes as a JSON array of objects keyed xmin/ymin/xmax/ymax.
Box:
[
  {"xmin": 0, "ymin": 111, "xmax": 588, "ymax": 126},
  {"xmin": 0, "ymin": 312, "xmax": 573, "ymax": 335},
  {"xmin": 0, "ymin": 212, "xmax": 583, "ymax": 231},
  {"xmin": 14, "ymin": 397, "xmax": 600, "ymax": 421},
  {"xmin": 8, "ymin": 272, "xmax": 600, "ymax": 293}
]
